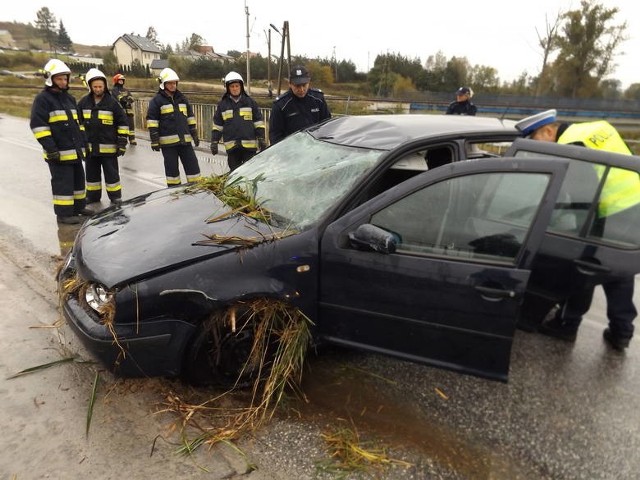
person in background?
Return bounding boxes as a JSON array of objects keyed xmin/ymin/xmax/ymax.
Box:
[
  {"xmin": 111, "ymin": 73, "xmax": 137, "ymax": 145},
  {"xmin": 445, "ymin": 86, "xmax": 477, "ymax": 115},
  {"xmin": 146, "ymin": 68, "xmax": 201, "ymax": 187},
  {"xmin": 516, "ymin": 109, "xmax": 639, "ymax": 351},
  {"xmin": 78, "ymin": 68, "xmax": 129, "ymax": 205},
  {"xmin": 30, "ymin": 59, "xmax": 92, "ymax": 224},
  {"xmin": 211, "ymin": 71, "xmax": 266, "ymax": 172},
  {"xmin": 269, "ymin": 65, "xmax": 331, "ymax": 144}
]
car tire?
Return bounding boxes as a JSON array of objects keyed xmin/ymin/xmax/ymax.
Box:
[{"xmin": 182, "ymin": 312, "xmax": 259, "ymax": 388}]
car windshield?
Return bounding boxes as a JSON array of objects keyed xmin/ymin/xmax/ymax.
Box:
[{"xmin": 227, "ymin": 131, "xmax": 383, "ymax": 230}]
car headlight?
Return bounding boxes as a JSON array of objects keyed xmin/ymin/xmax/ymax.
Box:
[{"xmin": 85, "ymin": 283, "xmax": 113, "ymax": 313}]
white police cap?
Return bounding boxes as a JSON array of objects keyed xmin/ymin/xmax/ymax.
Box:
[{"xmin": 515, "ymin": 109, "xmax": 557, "ymax": 137}]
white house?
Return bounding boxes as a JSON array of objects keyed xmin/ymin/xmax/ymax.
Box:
[{"xmin": 112, "ymin": 34, "xmax": 161, "ymax": 69}]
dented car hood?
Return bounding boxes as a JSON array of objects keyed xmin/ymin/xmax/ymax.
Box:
[{"xmin": 73, "ymin": 188, "xmax": 279, "ymax": 288}]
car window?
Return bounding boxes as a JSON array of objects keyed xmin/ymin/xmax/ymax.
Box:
[
  {"xmin": 513, "ymin": 151, "xmax": 640, "ymax": 248},
  {"xmin": 370, "ymin": 171, "xmax": 552, "ymax": 264},
  {"xmin": 229, "ymin": 132, "xmax": 382, "ymax": 230}
]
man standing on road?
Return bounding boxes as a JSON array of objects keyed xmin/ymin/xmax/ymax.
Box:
[
  {"xmin": 146, "ymin": 68, "xmax": 201, "ymax": 187},
  {"xmin": 30, "ymin": 59, "xmax": 93, "ymax": 225},
  {"xmin": 269, "ymin": 65, "xmax": 331, "ymax": 145},
  {"xmin": 78, "ymin": 68, "xmax": 129, "ymax": 205},
  {"xmin": 516, "ymin": 109, "xmax": 639, "ymax": 351},
  {"xmin": 211, "ymin": 71, "xmax": 266, "ymax": 172},
  {"xmin": 445, "ymin": 86, "xmax": 477, "ymax": 115}
]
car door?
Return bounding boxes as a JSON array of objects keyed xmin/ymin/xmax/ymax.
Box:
[
  {"xmin": 505, "ymin": 139, "xmax": 640, "ymax": 305},
  {"xmin": 317, "ymin": 158, "xmax": 569, "ymax": 382}
]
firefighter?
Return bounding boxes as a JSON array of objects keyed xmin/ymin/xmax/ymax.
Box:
[
  {"xmin": 146, "ymin": 68, "xmax": 201, "ymax": 186},
  {"xmin": 516, "ymin": 109, "xmax": 640, "ymax": 350},
  {"xmin": 210, "ymin": 71, "xmax": 266, "ymax": 172},
  {"xmin": 269, "ymin": 65, "xmax": 331, "ymax": 145},
  {"xmin": 78, "ymin": 68, "xmax": 129, "ymax": 205},
  {"xmin": 30, "ymin": 59, "xmax": 92, "ymax": 224},
  {"xmin": 111, "ymin": 73, "xmax": 137, "ymax": 145}
]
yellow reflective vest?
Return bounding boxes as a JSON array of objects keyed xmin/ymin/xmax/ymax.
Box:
[{"xmin": 558, "ymin": 121, "xmax": 640, "ymax": 217}]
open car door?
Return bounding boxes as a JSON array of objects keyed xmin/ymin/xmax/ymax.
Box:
[
  {"xmin": 505, "ymin": 138, "xmax": 640, "ymax": 305},
  {"xmin": 317, "ymin": 158, "xmax": 569, "ymax": 382}
]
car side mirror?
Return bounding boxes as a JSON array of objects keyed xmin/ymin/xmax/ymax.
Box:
[{"xmin": 348, "ymin": 224, "xmax": 399, "ymax": 254}]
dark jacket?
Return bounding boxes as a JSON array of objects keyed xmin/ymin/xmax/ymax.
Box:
[
  {"xmin": 211, "ymin": 92, "xmax": 265, "ymax": 151},
  {"xmin": 445, "ymin": 100, "xmax": 477, "ymax": 116},
  {"xmin": 146, "ymin": 89, "xmax": 197, "ymax": 148},
  {"xmin": 30, "ymin": 86, "xmax": 86, "ymax": 163},
  {"xmin": 78, "ymin": 91, "xmax": 129, "ymax": 157},
  {"xmin": 269, "ymin": 88, "xmax": 331, "ymax": 144},
  {"xmin": 111, "ymin": 83, "xmax": 134, "ymax": 115}
]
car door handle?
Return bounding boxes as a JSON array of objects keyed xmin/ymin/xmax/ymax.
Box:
[
  {"xmin": 573, "ymin": 259, "xmax": 611, "ymax": 276},
  {"xmin": 475, "ymin": 285, "xmax": 517, "ymax": 300}
]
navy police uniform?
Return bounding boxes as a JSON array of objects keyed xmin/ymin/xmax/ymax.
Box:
[{"xmin": 269, "ymin": 88, "xmax": 331, "ymax": 144}]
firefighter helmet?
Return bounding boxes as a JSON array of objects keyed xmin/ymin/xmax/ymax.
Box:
[
  {"xmin": 224, "ymin": 71, "xmax": 244, "ymax": 86},
  {"xmin": 43, "ymin": 59, "xmax": 71, "ymax": 87},
  {"xmin": 85, "ymin": 68, "xmax": 107, "ymax": 89},
  {"xmin": 158, "ymin": 68, "xmax": 179, "ymax": 90},
  {"xmin": 112, "ymin": 73, "xmax": 125, "ymax": 85}
]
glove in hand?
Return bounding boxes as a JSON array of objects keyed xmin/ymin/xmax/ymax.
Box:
[
  {"xmin": 210, "ymin": 143, "xmax": 218, "ymax": 155},
  {"xmin": 117, "ymin": 147, "xmax": 126, "ymax": 157},
  {"xmin": 258, "ymin": 138, "xmax": 267, "ymax": 151},
  {"xmin": 193, "ymin": 136, "xmax": 200, "ymax": 147},
  {"xmin": 46, "ymin": 150, "xmax": 60, "ymax": 162},
  {"xmin": 151, "ymin": 145, "xmax": 160, "ymax": 152}
]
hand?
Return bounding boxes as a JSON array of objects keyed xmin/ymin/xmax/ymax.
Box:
[
  {"xmin": 258, "ymin": 138, "xmax": 267, "ymax": 151},
  {"xmin": 46, "ymin": 150, "xmax": 60, "ymax": 162},
  {"xmin": 151, "ymin": 145, "xmax": 160, "ymax": 152},
  {"xmin": 117, "ymin": 136, "xmax": 128, "ymax": 149},
  {"xmin": 193, "ymin": 136, "xmax": 200, "ymax": 147},
  {"xmin": 117, "ymin": 147, "xmax": 126, "ymax": 157},
  {"xmin": 210, "ymin": 143, "xmax": 218, "ymax": 155}
]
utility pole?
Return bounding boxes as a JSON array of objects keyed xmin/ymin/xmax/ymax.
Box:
[
  {"xmin": 245, "ymin": 1, "xmax": 251, "ymax": 93},
  {"xmin": 266, "ymin": 28, "xmax": 273, "ymax": 97},
  {"xmin": 272, "ymin": 21, "xmax": 290, "ymax": 97}
]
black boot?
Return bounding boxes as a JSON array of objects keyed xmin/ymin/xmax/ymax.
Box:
[{"xmin": 603, "ymin": 328, "xmax": 631, "ymax": 351}]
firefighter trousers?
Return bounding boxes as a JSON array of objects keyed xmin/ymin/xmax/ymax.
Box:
[
  {"xmin": 85, "ymin": 155, "xmax": 122, "ymax": 202},
  {"xmin": 48, "ymin": 161, "xmax": 86, "ymax": 217},
  {"xmin": 161, "ymin": 144, "xmax": 201, "ymax": 187}
]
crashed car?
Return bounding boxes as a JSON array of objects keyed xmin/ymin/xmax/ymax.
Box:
[{"xmin": 58, "ymin": 115, "xmax": 640, "ymax": 383}]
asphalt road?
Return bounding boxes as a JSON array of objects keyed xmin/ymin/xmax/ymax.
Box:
[{"xmin": 1, "ymin": 113, "xmax": 640, "ymax": 480}]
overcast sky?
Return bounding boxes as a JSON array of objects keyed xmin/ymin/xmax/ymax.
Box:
[{"xmin": 5, "ymin": 0, "xmax": 639, "ymax": 88}]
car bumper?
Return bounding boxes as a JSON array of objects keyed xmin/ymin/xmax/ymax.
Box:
[{"xmin": 61, "ymin": 296, "xmax": 196, "ymax": 377}]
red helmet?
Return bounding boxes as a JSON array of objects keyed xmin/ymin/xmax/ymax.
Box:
[{"xmin": 112, "ymin": 73, "xmax": 125, "ymax": 85}]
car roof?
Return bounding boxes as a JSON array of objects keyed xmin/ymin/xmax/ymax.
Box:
[{"xmin": 308, "ymin": 114, "xmax": 519, "ymax": 150}]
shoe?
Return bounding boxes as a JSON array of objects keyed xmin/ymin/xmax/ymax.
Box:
[
  {"xmin": 538, "ymin": 317, "xmax": 578, "ymax": 342},
  {"xmin": 110, "ymin": 198, "xmax": 122, "ymax": 206},
  {"xmin": 129, "ymin": 139, "xmax": 137, "ymax": 145},
  {"xmin": 603, "ymin": 328, "xmax": 631, "ymax": 351},
  {"xmin": 77, "ymin": 208, "xmax": 95, "ymax": 216},
  {"xmin": 57, "ymin": 215, "xmax": 83, "ymax": 225}
]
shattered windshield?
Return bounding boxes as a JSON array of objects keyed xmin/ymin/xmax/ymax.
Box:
[{"xmin": 228, "ymin": 131, "xmax": 383, "ymax": 230}]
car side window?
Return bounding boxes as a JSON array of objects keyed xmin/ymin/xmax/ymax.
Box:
[{"xmin": 370, "ymin": 172, "xmax": 552, "ymax": 263}]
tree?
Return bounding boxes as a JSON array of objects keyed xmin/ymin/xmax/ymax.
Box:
[
  {"xmin": 533, "ymin": 10, "xmax": 563, "ymax": 96},
  {"xmin": 34, "ymin": 7, "xmax": 57, "ymax": 51},
  {"xmin": 146, "ymin": 26, "xmax": 159, "ymax": 44},
  {"xmin": 552, "ymin": 0, "xmax": 627, "ymax": 98},
  {"xmin": 57, "ymin": 21, "xmax": 73, "ymax": 52}
]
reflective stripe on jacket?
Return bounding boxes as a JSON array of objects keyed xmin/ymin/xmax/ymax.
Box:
[
  {"xmin": 78, "ymin": 92, "xmax": 129, "ymax": 156},
  {"xmin": 146, "ymin": 89, "xmax": 196, "ymax": 147}
]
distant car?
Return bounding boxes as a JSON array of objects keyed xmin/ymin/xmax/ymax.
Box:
[
  {"xmin": 0, "ymin": 69, "xmax": 12, "ymax": 76},
  {"xmin": 58, "ymin": 115, "xmax": 640, "ymax": 384}
]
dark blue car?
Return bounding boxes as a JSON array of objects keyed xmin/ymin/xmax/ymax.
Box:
[{"xmin": 58, "ymin": 115, "xmax": 640, "ymax": 383}]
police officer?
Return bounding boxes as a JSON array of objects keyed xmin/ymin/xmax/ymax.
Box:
[
  {"xmin": 78, "ymin": 68, "xmax": 129, "ymax": 205},
  {"xmin": 211, "ymin": 71, "xmax": 266, "ymax": 172},
  {"xmin": 111, "ymin": 73, "xmax": 137, "ymax": 145},
  {"xmin": 516, "ymin": 109, "xmax": 639, "ymax": 350},
  {"xmin": 30, "ymin": 59, "xmax": 92, "ymax": 224},
  {"xmin": 445, "ymin": 86, "xmax": 477, "ymax": 115},
  {"xmin": 269, "ymin": 65, "xmax": 331, "ymax": 144},
  {"xmin": 146, "ymin": 68, "xmax": 201, "ymax": 187}
]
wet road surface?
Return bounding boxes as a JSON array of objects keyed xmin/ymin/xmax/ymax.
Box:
[{"xmin": 1, "ymin": 113, "xmax": 639, "ymax": 479}]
